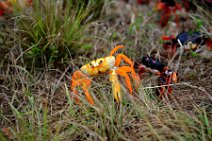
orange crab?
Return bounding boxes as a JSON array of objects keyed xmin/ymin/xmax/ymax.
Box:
[
  {"xmin": 71, "ymin": 45, "xmax": 140, "ymax": 105},
  {"xmin": 156, "ymin": 0, "xmax": 182, "ymax": 28},
  {"xmin": 0, "ymin": 0, "xmax": 33, "ymax": 16}
]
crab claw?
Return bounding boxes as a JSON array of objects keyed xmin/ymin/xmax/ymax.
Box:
[
  {"xmin": 71, "ymin": 71, "xmax": 94, "ymax": 105},
  {"xmin": 109, "ymin": 70, "xmax": 122, "ymax": 103}
]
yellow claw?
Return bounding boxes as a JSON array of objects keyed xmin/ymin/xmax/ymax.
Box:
[{"xmin": 109, "ymin": 70, "xmax": 122, "ymax": 103}]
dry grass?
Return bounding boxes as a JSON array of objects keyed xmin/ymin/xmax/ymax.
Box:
[{"xmin": 0, "ymin": 0, "xmax": 212, "ymax": 141}]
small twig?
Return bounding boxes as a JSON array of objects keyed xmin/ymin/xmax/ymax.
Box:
[
  {"xmin": 0, "ymin": 85, "xmax": 9, "ymax": 90},
  {"xmin": 182, "ymin": 82, "xmax": 212, "ymax": 101},
  {"xmin": 15, "ymin": 38, "xmax": 43, "ymax": 61},
  {"xmin": 174, "ymin": 39, "xmax": 184, "ymax": 72},
  {"xmin": 139, "ymin": 83, "xmax": 180, "ymax": 90},
  {"xmin": 140, "ymin": 82, "xmax": 212, "ymax": 101}
]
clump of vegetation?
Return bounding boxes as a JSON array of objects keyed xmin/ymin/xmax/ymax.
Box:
[{"xmin": 14, "ymin": 0, "xmax": 104, "ymax": 68}]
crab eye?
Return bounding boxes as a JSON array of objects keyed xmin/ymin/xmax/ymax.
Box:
[
  {"xmin": 99, "ymin": 60, "xmax": 103, "ymax": 64},
  {"xmin": 90, "ymin": 63, "xmax": 93, "ymax": 67}
]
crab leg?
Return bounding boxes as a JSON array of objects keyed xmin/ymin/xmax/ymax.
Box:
[
  {"xmin": 71, "ymin": 71, "xmax": 94, "ymax": 105},
  {"xmin": 115, "ymin": 54, "xmax": 141, "ymax": 84},
  {"xmin": 119, "ymin": 66, "xmax": 141, "ymax": 86},
  {"xmin": 115, "ymin": 54, "xmax": 134, "ymax": 68},
  {"xmin": 158, "ymin": 71, "xmax": 177, "ymax": 97},
  {"xmin": 109, "ymin": 70, "xmax": 122, "ymax": 103},
  {"xmin": 109, "ymin": 45, "xmax": 125, "ymax": 56},
  {"xmin": 82, "ymin": 85, "xmax": 94, "ymax": 105},
  {"xmin": 111, "ymin": 46, "xmax": 140, "ymax": 84},
  {"xmin": 165, "ymin": 72, "xmax": 177, "ymax": 94},
  {"xmin": 116, "ymin": 67, "xmax": 133, "ymax": 94}
]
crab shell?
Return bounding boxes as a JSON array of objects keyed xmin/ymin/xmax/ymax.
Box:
[{"xmin": 80, "ymin": 56, "xmax": 115, "ymax": 77}]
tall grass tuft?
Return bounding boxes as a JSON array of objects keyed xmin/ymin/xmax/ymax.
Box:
[{"xmin": 14, "ymin": 0, "xmax": 104, "ymax": 68}]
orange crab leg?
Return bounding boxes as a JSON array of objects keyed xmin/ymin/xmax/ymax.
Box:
[
  {"xmin": 130, "ymin": 68, "xmax": 141, "ymax": 86},
  {"xmin": 118, "ymin": 66, "xmax": 141, "ymax": 86},
  {"xmin": 158, "ymin": 71, "xmax": 177, "ymax": 97},
  {"xmin": 116, "ymin": 68, "xmax": 133, "ymax": 94},
  {"xmin": 109, "ymin": 45, "xmax": 125, "ymax": 56},
  {"xmin": 159, "ymin": 87, "xmax": 165, "ymax": 98},
  {"xmin": 115, "ymin": 53, "xmax": 141, "ymax": 86},
  {"xmin": 71, "ymin": 80, "xmax": 80, "ymax": 104},
  {"xmin": 115, "ymin": 54, "xmax": 134, "ymax": 68},
  {"xmin": 172, "ymin": 72, "xmax": 177, "ymax": 83},
  {"xmin": 165, "ymin": 72, "xmax": 177, "ymax": 95},
  {"xmin": 71, "ymin": 71, "xmax": 94, "ymax": 105},
  {"xmin": 82, "ymin": 86, "xmax": 94, "ymax": 105}
]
